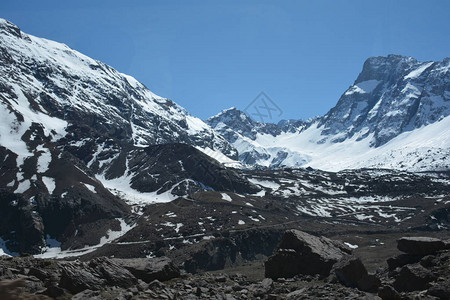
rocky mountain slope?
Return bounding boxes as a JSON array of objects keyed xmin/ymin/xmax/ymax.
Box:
[
  {"xmin": 207, "ymin": 55, "xmax": 450, "ymax": 171},
  {"xmin": 0, "ymin": 17, "xmax": 449, "ymax": 268},
  {"xmin": 0, "ymin": 18, "xmax": 248, "ymax": 254}
]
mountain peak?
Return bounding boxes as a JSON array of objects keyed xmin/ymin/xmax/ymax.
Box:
[
  {"xmin": 206, "ymin": 107, "xmax": 254, "ymax": 127},
  {"xmin": 0, "ymin": 18, "xmax": 22, "ymax": 38},
  {"xmin": 356, "ymin": 54, "xmax": 418, "ymax": 83}
]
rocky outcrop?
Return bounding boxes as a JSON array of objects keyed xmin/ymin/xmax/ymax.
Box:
[
  {"xmin": 379, "ymin": 236, "xmax": 450, "ymax": 299},
  {"xmin": 331, "ymin": 256, "xmax": 380, "ymax": 292},
  {"xmin": 0, "ymin": 256, "xmax": 179, "ymax": 297},
  {"xmin": 111, "ymin": 257, "xmax": 180, "ymax": 283},
  {"xmin": 392, "ymin": 264, "xmax": 436, "ymax": 292},
  {"xmin": 386, "ymin": 253, "xmax": 422, "ymax": 271},
  {"xmin": 208, "ymin": 55, "xmax": 450, "ymax": 170},
  {"xmin": 265, "ymin": 230, "xmax": 351, "ymax": 279},
  {"xmin": 397, "ymin": 237, "xmax": 446, "ymax": 255},
  {"xmin": 58, "ymin": 257, "xmax": 179, "ymax": 294}
]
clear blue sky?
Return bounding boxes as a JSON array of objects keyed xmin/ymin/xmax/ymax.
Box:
[{"xmin": 1, "ymin": 0, "xmax": 449, "ymax": 122}]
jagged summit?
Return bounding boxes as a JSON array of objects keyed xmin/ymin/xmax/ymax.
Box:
[
  {"xmin": 0, "ymin": 18, "xmax": 22, "ymax": 38},
  {"xmin": 0, "ymin": 19, "xmax": 244, "ymax": 254},
  {"xmin": 209, "ymin": 55, "xmax": 450, "ymax": 170}
]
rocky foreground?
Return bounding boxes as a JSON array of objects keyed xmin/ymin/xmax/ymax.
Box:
[{"xmin": 0, "ymin": 230, "xmax": 449, "ymax": 300}]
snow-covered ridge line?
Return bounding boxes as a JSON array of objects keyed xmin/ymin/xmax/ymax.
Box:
[{"xmin": 208, "ymin": 55, "xmax": 450, "ymax": 171}]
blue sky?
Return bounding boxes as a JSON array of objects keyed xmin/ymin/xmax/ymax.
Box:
[{"xmin": 1, "ymin": 1, "xmax": 449, "ymax": 122}]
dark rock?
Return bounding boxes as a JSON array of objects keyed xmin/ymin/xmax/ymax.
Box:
[
  {"xmin": 287, "ymin": 288, "xmax": 306, "ymax": 299},
  {"xmin": 420, "ymin": 255, "xmax": 438, "ymax": 269},
  {"xmin": 378, "ymin": 285, "xmax": 402, "ymax": 300},
  {"xmin": 332, "ymin": 256, "xmax": 380, "ymax": 292},
  {"xmin": 28, "ymin": 267, "xmax": 49, "ymax": 281},
  {"xmin": 41, "ymin": 284, "xmax": 67, "ymax": 298},
  {"xmin": 357, "ymin": 274, "xmax": 381, "ymax": 293},
  {"xmin": 333, "ymin": 256, "xmax": 367, "ymax": 288},
  {"xmin": 59, "ymin": 262, "xmax": 105, "ymax": 294},
  {"xmin": 397, "ymin": 237, "xmax": 446, "ymax": 255},
  {"xmin": 0, "ymin": 279, "xmax": 27, "ymax": 299},
  {"xmin": 265, "ymin": 230, "xmax": 349, "ymax": 279},
  {"xmin": 112, "ymin": 257, "xmax": 180, "ymax": 283},
  {"xmin": 89, "ymin": 257, "xmax": 138, "ymax": 288},
  {"xmin": 445, "ymin": 239, "xmax": 450, "ymax": 249},
  {"xmin": 215, "ymin": 275, "xmax": 227, "ymax": 283},
  {"xmin": 387, "ymin": 253, "xmax": 423, "ymax": 271},
  {"xmin": 428, "ymin": 281, "xmax": 450, "ymax": 300},
  {"xmin": 253, "ymin": 278, "xmax": 274, "ymax": 297},
  {"xmin": 71, "ymin": 290, "xmax": 101, "ymax": 300},
  {"xmin": 148, "ymin": 279, "xmax": 165, "ymax": 290},
  {"xmin": 393, "ymin": 264, "xmax": 437, "ymax": 292}
]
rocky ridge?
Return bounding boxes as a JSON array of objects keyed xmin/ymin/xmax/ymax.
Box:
[
  {"xmin": 1, "ymin": 232, "xmax": 449, "ymax": 299},
  {"xmin": 207, "ymin": 56, "xmax": 450, "ymax": 171}
]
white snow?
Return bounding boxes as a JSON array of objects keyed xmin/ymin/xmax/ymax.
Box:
[
  {"xmin": 83, "ymin": 183, "xmax": 96, "ymax": 193},
  {"xmin": 36, "ymin": 147, "xmax": 52, "ymax": 173},
  {"xmin": 15, "ymin": 180, "xmax": 31, "ymax": 193},
  {"xmin": 345, "ymin": 80, "xmax": 380, "ymax": 95},
  {"xmin": 231, "ymin": 114, "xmax": 450, "ymax": 172},
  {"xmin": 0, "ymin": 238, "xmax": 18, "ymax": 256},
  {"xmin": 35, "ymin": 218, "xmax": 135, "ymax": 259},
  {"xmin": 185, "ymin": 115, "xmax": 210, "ymax": 134},
  {"xmin": 238, "ymin": 220, "xmax": 246, "ymax": 225},
  {"xmin": 221, "ymin": 193, "xmax": 232, "ymax": 201},
  {"xmin": 344, "ymin": 242, "xmax": 359, "ymax": 249},
  {"xmin": 248, "ymin": 178, "xmax": 280, "ymax": 190},
  {"xmin": 42, "ymin": 176, "xmax": 56, "ymax": 194},
  {"xmin": 96, "ymin": 158, "xmax": 178, "ymax": 205},
  {"xmin": 404, "ymin": 62, "xmax": 434, "ymax": 80},
  {"xmin": 248, "ymin": 216, "xmax": 260, "ymax": 222},
  {"xmin": 195, "ymin": 146, "xmax": 242, "ymax": 167}
]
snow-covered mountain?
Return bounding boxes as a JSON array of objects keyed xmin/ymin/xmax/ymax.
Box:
[
  {"xmin": 207, "ymin": 55, "xmax": 450, "ymax": 171},
  {"xmin": 0, "ymin": 19, "xmax": 248, "ymax": 253},
  {"xmin": 0, "ymin": 17, "xmax": 449, "ymax": 256},
  {"xmin": 0, "ymin": 18, "xmax": 242, "ymax": 198}
]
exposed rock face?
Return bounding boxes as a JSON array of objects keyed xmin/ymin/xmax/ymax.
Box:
[
  {"xmin": 208, "ymin": 55, "xmax": 450, "ymax": 171},
  {"xmin": 378, "ymin": 285, "xmax": 402, "ymax": 300},
  {"xmin": 265, "ymin": 230, "xmax": 350, "ymax": 279},
  {"xmin": 381, "ymin": 236, "xmax": 450, "ymax": 299},
  {"xmin": 111, "ymin": 257, "xmax": 180, "ymax": 283},
  {"xmin": 126, "ymin": 143, "xmax": 258, "ymax": 195},
  {"xmin": 59, "ymin": 262, "xmax": 107, "ymax": 294},
  {"xmin": 331, "ymin": 256, "xmax": 380, "ymax": 292},
  {"xmin": 58, "ymin": 257, "xmax": 178, "ymax": 294},
  {"xmin": 397, "ymin": 237, "xmax": 446, "ymax": 255},
  {"xmin": 320, "ymin": 55, "xmax": 450, "ymax": 146},
  {"xmin": 387, "ymin": 253, "xmax": 423, "ymax": 271},
  {"xmin": 393, "ymin": 264, "xmax": 436, "ymax": 292},
  {"xmin": 0, "ymin": 18, "xmax": 239, "ymax": 254}
]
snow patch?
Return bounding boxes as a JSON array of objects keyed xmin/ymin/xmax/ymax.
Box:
[
  {"xmin": 221, "ymin": 193, "xmax": 232, "ymax": 201},
  {"xmin": 42, "ymin": 176, "xmax": 56, "ymax": 194}
]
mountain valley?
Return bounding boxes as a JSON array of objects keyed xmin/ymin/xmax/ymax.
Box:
[{"xmin": 0, "ymin": 18, "xmax": 449, "ymax": 299}]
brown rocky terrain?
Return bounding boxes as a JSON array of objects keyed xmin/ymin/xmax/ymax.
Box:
[{"xmin": 1, "ymin": 230, "xmax": 449, "ymax": 299}]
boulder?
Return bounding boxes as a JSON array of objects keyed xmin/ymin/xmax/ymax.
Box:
[
  {"xmin": 331, "ymin": 256, "xmax": 380, "ymax": 292},
  {"xmin": 357, "ymin": 274, "xmax": 381, "ymax": 293},
  {"xmin": 0, "ymin": 279, "xmax": 26, "ymax": 300},
  {"xmin": 332, "ymin": 256, "xmax": 367, "ymax": 288},
  {"xmin": 59, "ymin": 262, "xmax": 105, "ymax": 294},
  {"xmin": 393, "ymin": 264, "xmax": 437, "ymax": 292},
  {"xmin": 59, "ymin": 258, "xmax": 138, "ymax": 294},
  {"xmin": 111, "ymin": 257, "xmax": 180, "ymax": 283},
  {"xmin": 387, "ymin": 253, "xmax": 422, "ymax": 271},
  {"xmin": 378, "ymin": 285, "xmax": 402, "ymax": 300},
  {"xmin": 397, "ymin": 237, "xmax": 446, "ymax": 256},
  {"xmin": 88, "ymin": 257, "xmax": 138, "ymax": 288},
  {"xmin": 265, "ymin": 230, "xmax": 349, "ymax": 279},
  {"xmin": 428, "ymin": 281, "xmax": 450, "ymax": 300}
]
